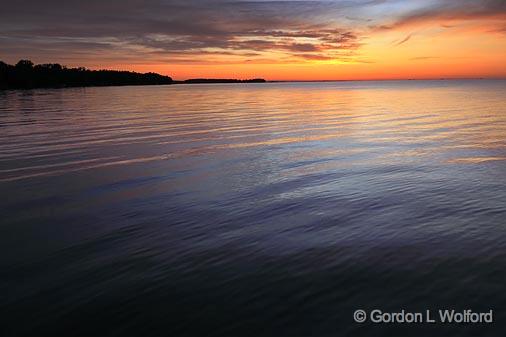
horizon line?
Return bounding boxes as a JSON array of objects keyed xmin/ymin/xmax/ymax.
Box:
[{"xmin": 263, "ymin": 77, "xmax": 506, "ymax": 83}]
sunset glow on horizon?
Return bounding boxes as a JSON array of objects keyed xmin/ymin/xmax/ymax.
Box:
[{"xmin": 1, "ymin": 0, "xmax": 505, "ymax": 80}]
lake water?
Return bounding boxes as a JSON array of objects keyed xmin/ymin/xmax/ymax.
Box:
[{"xmin": 1, "ymin": 80, "xmax": 506, "ymax": 336}]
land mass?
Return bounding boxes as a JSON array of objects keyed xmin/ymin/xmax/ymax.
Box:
[{"xmin": 0, "ymin": 60, "xmax": 266, "ymax": 90}]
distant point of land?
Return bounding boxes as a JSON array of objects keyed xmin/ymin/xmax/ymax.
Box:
[
  {"xmin": 176, "ymin": 78, "xmax": 266, "ymax": 84},
  {"xmin": 0, "ymin": 60, "xmax": 266, "ymax": 90}
]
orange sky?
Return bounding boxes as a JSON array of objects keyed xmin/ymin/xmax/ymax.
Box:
[
  {"xmin": 2, "ymin": 0, "xmax": 506, "ymax": 80},
  {"xmin": 115, "ymin": 16, "xmax": 506, "ymax": 81}
]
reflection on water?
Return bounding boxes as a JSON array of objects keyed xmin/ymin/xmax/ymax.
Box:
[{"xmin": 1, "ymin": 80, "xmax": 506, "ymax": 336}]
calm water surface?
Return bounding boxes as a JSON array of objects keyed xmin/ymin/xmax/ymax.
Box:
[{"xmin": 1, "ymin": 81, "xmax": 506, "ymax": 336}]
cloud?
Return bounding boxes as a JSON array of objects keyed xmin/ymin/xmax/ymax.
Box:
[
  {"xmin": 410, "ymin": 56, "xmax": 439, "ymax": 60},
  {"xmin": 487, "ymin": 25, "xmax": 506, "ymax": 34},
  {"xmin": 377, "ymin": 0, "xmax": 506, "ymax": 30},
  {"xmin": 1, "ymin": 0, "xmax": 504, "ymax": 67},
  {"xmin": 0, "ymin": 0, "xmax": 377, "ymax": 64},
  {"xmin": 395, "ymin": 33, "xmax": 412, "ymax": 46}
]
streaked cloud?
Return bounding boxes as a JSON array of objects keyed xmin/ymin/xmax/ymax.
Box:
[
  {"xmin": 377, "ymin": 0, "xmax": 506, "ymax": 30},
  {"xmin": 395, "ymin": 33, "xmax": 413, "ymax": 46}
]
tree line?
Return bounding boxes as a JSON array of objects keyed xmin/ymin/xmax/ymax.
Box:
[{"xmin": 0, "ymin": 60, "xmax": 173, "ymax": 89}]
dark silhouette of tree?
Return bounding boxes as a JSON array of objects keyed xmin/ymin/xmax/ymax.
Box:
[
  {"xmin": 15, "ymin": 60, "xmax": 34, "ymax": 69},
  {"xmin": 0, "ymin": 61, "xmax": 8, "ymax": 89}
]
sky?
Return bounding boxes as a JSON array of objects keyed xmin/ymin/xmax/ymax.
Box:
[{"xmin": 1, "ymin": 0, "xmax": 505, "ymax": 80}]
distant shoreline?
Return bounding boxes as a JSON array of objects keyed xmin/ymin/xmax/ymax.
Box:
[
  {"xmin": 174, "ymin": 78, "xmax": 266, "ymax": 85},
  {"xmin": 0, "ymin": 60, "xmax": 266, "ymax": 90}
]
